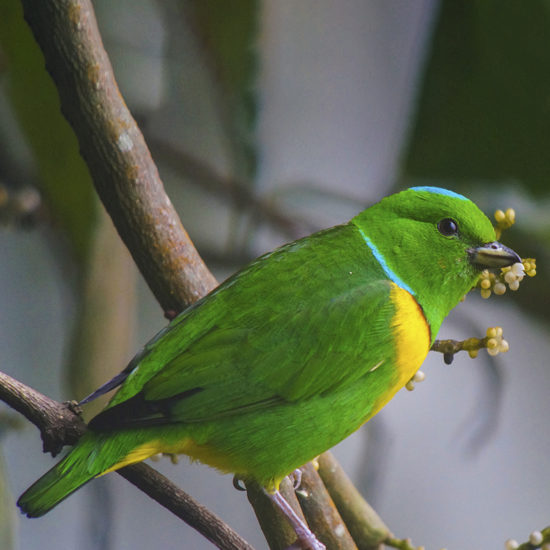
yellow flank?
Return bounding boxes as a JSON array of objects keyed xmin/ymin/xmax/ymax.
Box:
[
  {"xmin": 98, "ymin": 437, "xmax": 239, "ymax": 478},
  {"xmin": 178, "ymin": 439, "xmax": 245, "ymax": 474},
  {"xmin": 389, "ymin": 282, "xmax": 431, "ymax": 386},
  {"xmin": 98, "ymin": 439, "xmax": 192, "ymax": 477}
]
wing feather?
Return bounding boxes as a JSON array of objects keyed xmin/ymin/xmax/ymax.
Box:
[{"xmin": 90, "ymin": 224, "xmax": 399, "ymax": 429}]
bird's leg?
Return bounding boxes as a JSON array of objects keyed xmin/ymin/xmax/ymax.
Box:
[{"xmin": 266, "ymin": 489, "xmax": 326, "ymax": 550}]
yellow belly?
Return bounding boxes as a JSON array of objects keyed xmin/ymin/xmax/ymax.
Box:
[{"xmin": 389, "ymin": 282, "xmax": 431, "ymax": 387}]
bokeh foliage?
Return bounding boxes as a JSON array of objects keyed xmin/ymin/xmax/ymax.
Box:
[{"xmin": 405, "ymin": 1, "xmax": 550, "ymax": 194}]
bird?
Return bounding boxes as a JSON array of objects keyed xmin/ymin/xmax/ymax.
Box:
[{"xmin": 18, "ymin": 186, "xmax": 521, "ymax": 549}]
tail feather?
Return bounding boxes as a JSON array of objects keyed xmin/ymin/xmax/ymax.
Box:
[
  {"xmin": 18, "ymin": 431, "xmax": 147, "ymax": 518},
  {"xmin": 18, "ymin": 455, "xmax": 95, "ymax": 518},
  {"xmin": 18, "ymin": 435, "xmax": 99, "ymax": 517}
]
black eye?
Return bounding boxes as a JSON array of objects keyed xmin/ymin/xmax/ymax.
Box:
[{"xmin": 437, "ymin": 218, "xmax": 458, "ymax": 236}]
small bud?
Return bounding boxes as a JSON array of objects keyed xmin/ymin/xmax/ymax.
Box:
[
  {"xmin": 413, "ymin": 370, "xmax": 425, "ymax": 383},
  {"xmin": 481, "ymin": 289, "xmax": 491, "ymax": 299},
  {"xmin": 468, "ymin": 349, "xmax": 479, "ymax": 358},
  {"xmin": 529, "ymin": 531, "xmax": 544, "ymax": 546},
  {"xmin": 495, "ymin": 209, "xmax": 506, "ymax": 222},
  {"xmin": 405, "ymin": 380, "xmax": 415, "ymax": 391},
  {"xmin": 494, "ymin": 282, "xmax": 506, "ymax": 295},
  {"xmin": 504, "ymin": 271, "xmax": 516, "ymax": 284},
  {"xmin": 512, "ymin": 262, "xmax": 525, "ymax": 275},
  {"xmin": 504, "ymin": 539, "xmax": 519, "ymax": 550}
]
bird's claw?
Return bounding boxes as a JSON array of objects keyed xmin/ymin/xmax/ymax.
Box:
[
  {"xmin": 232, "ymin": 475, "xmax": 246, "ymax": 491},
  {"xmin": 289, "ymin": 468, "xmax": 302, "ymax": 490}
]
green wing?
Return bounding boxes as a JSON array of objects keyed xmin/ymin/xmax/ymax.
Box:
[{"xmin": 90, "ymin": 224, "xmax": 397, "ymax": 429}]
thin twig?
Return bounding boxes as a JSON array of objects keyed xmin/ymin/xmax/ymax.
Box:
[
  {"xmin": 515, "ymin": 526, "xmax": 550, "ymax": 550},
  {"xmin": 147, "ymin": 136, "xmax": 308, "ymax": 239}
]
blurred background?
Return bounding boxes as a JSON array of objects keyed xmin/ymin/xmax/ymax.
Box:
[{"xmin": 1, "ymin": 1, "xmax": 549, "ymax": 549}]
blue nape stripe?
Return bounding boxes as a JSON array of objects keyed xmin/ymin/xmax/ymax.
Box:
[
  {"xmin": 410, "ymin": 186, "xmax": 467, "ymax": 201},
  {"xmin": 357, "ymin": 228, "xmax": 415, "ymax": 295}
]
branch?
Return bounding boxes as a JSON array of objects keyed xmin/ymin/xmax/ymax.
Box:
[
  {"xmin": 0, "ymin": 369, "xmax": 253, "ymax": 550},
  {"xmin": 146, "ymin": 136, "xmax": 310, "ymax": 240},
  {"xmin": 20, "ymin": 0, "xmax": 217, "ymax": 313},
  {"xmin": 431, "ymin": 325, "xmax": 509, "ymax": 364},
  {"xmin": 296, "ymin": 461, "xmax": 357, "ymax": 549},
  {"xmin": 0, "ymin": 371, "xmax": 85, "ymax": 456},
  {"xmin": 318, "ymin": 452, "xmax": 389, "ymax": 550}
]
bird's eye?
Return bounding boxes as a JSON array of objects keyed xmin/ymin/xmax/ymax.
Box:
[{"xmin": 437, "ymin": 218, "xmax": 459, "ymax": 236}]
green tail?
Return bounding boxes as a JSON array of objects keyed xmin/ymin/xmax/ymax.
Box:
[{"xmin": 18, "ymin": 431, "xmax": 133, "ymax": 518}]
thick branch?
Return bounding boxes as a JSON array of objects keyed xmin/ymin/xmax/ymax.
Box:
[
  {"xmin": 0, "ymin": 371, "xmax": 85, "ymax": 456},
  {"xmin": 20, "ymin": 0, "xmax": 217, "ymax": 312}
]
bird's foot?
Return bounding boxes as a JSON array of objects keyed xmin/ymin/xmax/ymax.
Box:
[
  {"xmin": 288, "ymin": 468, "xmax": 302, "ymax": 490},
  {"xmin": 266, "ymin": 489, "xmax": 325, "ymax": 550}
]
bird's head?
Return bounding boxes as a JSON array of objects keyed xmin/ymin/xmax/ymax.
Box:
[{"xmin": 352, "ymin": 186, "xmax": 521, "ymax": 335}]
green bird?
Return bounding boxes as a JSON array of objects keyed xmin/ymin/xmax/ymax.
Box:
[{"xmin": 18, "ymin": 187, "xmax": 520, "ymax": 549}]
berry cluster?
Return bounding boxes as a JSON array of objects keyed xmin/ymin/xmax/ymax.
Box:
[
  {"xmin": 493, "ymin": 208, "xmax": 516, "ymax": 239},
  {"xmin": 505, "ymin": 529, "xmax": 549, "ymax": 549},
  {"xmin": 478, "ymin": 258, "xmax": 536, "ymax": 299}
]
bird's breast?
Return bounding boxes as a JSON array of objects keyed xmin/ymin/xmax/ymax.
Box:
[{"xmin": 388, "ymin": 283, "xmax": 431, "ymax": 386}]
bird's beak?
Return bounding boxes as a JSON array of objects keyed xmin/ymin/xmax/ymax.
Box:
[{"xmin": 468, "ymin": 241, "xmax": 522, "ymax": 268}]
